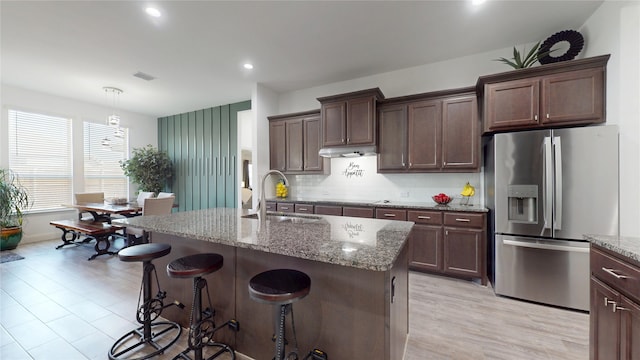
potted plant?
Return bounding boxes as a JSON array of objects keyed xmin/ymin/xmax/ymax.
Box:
[
  {"xmin": 120, "ymin": 145, "xmax": 173, "ymax": 195},
  {"xmin": 0, "ymin": 168, "xmax": 31, "ymax": 251}
]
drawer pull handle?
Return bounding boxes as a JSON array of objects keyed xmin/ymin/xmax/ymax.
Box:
[
  {"xmin": 417, "ymin": 216, "xmax": 431, "ymax": 220},
  {"xmin": 384, "ymin": 214, "xmax": 397, "ymax": 217},
  {"xmin": 615, "ymin": 305, "xmax": 629, "ymax": 312},
  {"xmin": 281, "ymin": 206, "xmax": 289, "ymax": 210},
  {"xmin": 602, "ymin": 267, "xmax": 628, "ymax": 279},
  {"xmin": 455, "ymin": 218, "xmax": 471, "ymax": 222},
  {"xmin": 298, "ymin": 208, "xmax": 308, "ymax": 212},
  {"xmin": 604, "ymin": 296, "xmax": 616, "ymax": 307}
]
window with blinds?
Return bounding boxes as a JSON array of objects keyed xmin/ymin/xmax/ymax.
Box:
[
  {"xmin": 83, "ymin": 122, "xmax": 129, "ymax": 199},
  {"xmin": 8, "ymin": 109, "xmax": 72, "ymax": 211}
]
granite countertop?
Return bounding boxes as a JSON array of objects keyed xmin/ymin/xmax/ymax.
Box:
[
  {"xmin": 113, "ymin": 208, "xmax": 413, "ymax": 271},
  {"xmin": 267, "ymin": 196, "xmax": 489, "ymax": 213},
  {"xmin": 585, "ymin": 234, "xmax": 640, "ymax": 263}
]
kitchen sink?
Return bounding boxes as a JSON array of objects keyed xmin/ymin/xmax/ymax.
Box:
[{"xmin": 241, "ymin": 213, "xmax": 322, "ymax": 224}]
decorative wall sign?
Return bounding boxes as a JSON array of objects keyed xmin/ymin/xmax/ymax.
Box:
[
  {"xmin": 537, "ymin": 30, "xmax": 584, "ymax": 64},
  {"xmin": 342, "ymin": 161, "xmax": 364, "ymax": 178}
]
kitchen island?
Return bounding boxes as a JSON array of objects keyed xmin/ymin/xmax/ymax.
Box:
[{"xmin": 114, "ymin": 208, "xmax": 413, "ymax": 360}]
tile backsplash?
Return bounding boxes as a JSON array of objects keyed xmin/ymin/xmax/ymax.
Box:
[{"xmin": 287, "ymin": 156, "xmax": 483, "ymax": 206}]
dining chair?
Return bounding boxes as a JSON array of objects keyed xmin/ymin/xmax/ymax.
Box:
[
  {"xmin": 136, "ymin": 191, "xmax": 155, "ymax": 206},
  {"xmin": 126, "ymin": 196, "xmax": 175, "ymax": 245},
  {"xmin": 74, "ymin": 192, "xmax": 105, "ymax": 220},
  {"xmin": 156, "ymin": 192, "xmax": 175, "ymax": 198}
]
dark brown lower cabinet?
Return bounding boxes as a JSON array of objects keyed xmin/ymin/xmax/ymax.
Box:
[
  {"xmin": 408, "ymin": 210, "xmax": 487, "ymax": 285},
  {"xmin": 590, "ymin": 245, "xmax": 640, "ymax": 360}
]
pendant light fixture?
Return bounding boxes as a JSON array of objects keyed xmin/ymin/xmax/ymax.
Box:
[{"xmin": 103, "ymin": 86, "xmax": 123, "ymax": 128}]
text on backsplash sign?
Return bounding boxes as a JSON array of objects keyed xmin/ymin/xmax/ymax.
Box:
[{"xmin": 342, "ymin": 161, "xmax": 364, "ymax": 178}]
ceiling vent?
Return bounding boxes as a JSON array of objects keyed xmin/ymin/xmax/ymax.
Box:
[{"xmin": 133, "ymin": 71, "xmax": 156, "ymax": 81}]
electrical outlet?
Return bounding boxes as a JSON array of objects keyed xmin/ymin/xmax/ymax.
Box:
[{"xmin": 400, "ymin": 191, "xmax": 409, "ymax": 198}]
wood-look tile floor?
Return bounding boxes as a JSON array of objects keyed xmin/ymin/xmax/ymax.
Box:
[{"xmin": 1, "ymin": 239, "xmax": 589, "ymax": 359}]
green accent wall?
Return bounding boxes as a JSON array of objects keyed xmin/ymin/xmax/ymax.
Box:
[{"xmin": 158, "ymin": 100, "xmax": 251, "ymax": 211}]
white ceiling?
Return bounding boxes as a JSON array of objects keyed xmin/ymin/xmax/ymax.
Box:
[{"xmin": 1, "ymin": 1, "xmax": 603, "ymax": 118}]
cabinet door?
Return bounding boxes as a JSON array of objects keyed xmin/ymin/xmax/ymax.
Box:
[
  {"xmin": 409, "ymin": 224, "xmax": 443, "ymax": 272},
  {"xmin": 408, "ymin": 100, "xmax": 441, "ymax": 170},
  {"xmin": 378, "ymin": 104, "xmax": 407, "ymax": 171},
  {"xmin": 286, "ymin": 119, "xmax": 304, "ymax": 172},
  {"xmin": 443, "ymin": 227, "xmax": 483, "ymax": 278},
  {"xmin": 591, "ymin": 277, "xmax": 621, "ymax": 360},
  {"xmin": 346, "ymin": 96, "xmax": 376, "ymax": 145},
  {"xmin": 485, "ymin": 78, "xmax": 540, "ymax": 132},
  {"xmin": 303, "ymin": 116, "xmax": 323, "ymax": 172},
  {"xmin": 442, "ymin": 96, "xmax": 479, "ymax": 171},
  {"xmin": 620, "ymin": 296, "xmax": 640, "ymax": 360},
  {"xmin": 541, "ymin": 67, "xmax": 605, "ymax": 126},
  {"xmin": 269, "ymin": 121, "xmax": 286, "ymax": 172},
  {"xmin": 322, "ymin": 101, "xmax": 346, "ymax": 146}
]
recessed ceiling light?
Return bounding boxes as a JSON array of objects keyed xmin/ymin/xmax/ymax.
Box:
[
  {"xmin": 145, "ymin": 7, "xmax": 162, "ymax": 18},
  {"xmin": 471, "ymin": 0, "xmax": 486, "ymax": 5},
  {"xmin": 243, "ymin": 63, "xmax": 254, "ymax": 70}
]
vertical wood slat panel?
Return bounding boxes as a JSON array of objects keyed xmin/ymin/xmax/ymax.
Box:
[
  {"xmin": 203, "ymin": 108, "xmax": 213, "ymax": 208},
  {"xmin": 187, "ymin": 111, "xmax": 197, "ymax": 210},
  {"xmin": 218, "ymin": 105, "xmax": 230, "ymax": 207},
  {"xmin": 157, "ymin": 100, "xmax": 250, "ymax": 211}
]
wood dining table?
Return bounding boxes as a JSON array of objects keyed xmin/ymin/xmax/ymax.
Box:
[{"xmin": 63, "ymin": 202, "xmax": 142, "ymax": 223}]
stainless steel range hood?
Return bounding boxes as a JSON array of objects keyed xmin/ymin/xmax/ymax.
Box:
[{"xmin": 318, "ymin": 146, "xmax": 377, "ymax": 158}]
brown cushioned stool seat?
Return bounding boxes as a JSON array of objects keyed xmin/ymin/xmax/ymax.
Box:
[
  {"xmin": 118, "ymin": 243, "xmax": 171, "ymax": 262},
  {"xmin": 109, "ymin": 243, "xmax": 181, "ymax": 360},
  {"xmin": 248, "ymin": 269, "xmax": 311, "ymax": 304},
  {"xmin": 167, "ymin": 253, "xmax": 236, "ymax": 360},
  {"xmin": 167, "ymin": 253, "xmax": 223, "ymax": 279}
]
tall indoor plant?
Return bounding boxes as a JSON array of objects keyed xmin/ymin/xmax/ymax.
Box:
[
  {"xmin": 0, "ymin": 168, "xmax": 31, "ymax": 250},
  {"xmin": 120, "ymin": 145, "xmax": 173, "ymax": 195}
]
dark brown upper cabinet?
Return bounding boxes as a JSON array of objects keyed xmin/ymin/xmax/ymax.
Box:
[
  {"xmin": 377, "ymin": 87, "xmax": 479, "ymax": 173},
  {"xmin": 268, "ymin": 110, "xmax": 329, "ymax": 175},
  {"xmin": 477, "ymin": 54, "xmax": 609, "ymax": 134},
  {"xmin": 317, "ymin": 88, "xmax": 385, "ymax": 148}
]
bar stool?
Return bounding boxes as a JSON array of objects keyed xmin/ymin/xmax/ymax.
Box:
[
  {"xmin": 109, "ymin": 243, "xmax": 182, "ymax": 360},
  {"xmin": 248, "ymin": 269, "xmax": 311, "ymax": 360},
  {"xmin": 167, "ymin": 253, "xmax": 238, "ymax": 360}
]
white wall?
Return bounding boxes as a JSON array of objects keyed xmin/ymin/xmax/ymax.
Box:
[
  {"xmin": 1, "ymin": 84, "xmax": 158, "ymax": 243},
  {"xmin": 580, "ymin": 0, "xmax": 640, "ymax": 237}
]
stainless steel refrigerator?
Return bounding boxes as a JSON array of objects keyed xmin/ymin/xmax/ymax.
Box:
[{"xmin": 485, "ymin": 125, "xmax": 619, "ymax": 311}]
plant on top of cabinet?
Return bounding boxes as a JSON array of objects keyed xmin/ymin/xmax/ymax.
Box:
[
  {"xmin": 477, "ymin": 54, "xmax": 609, "ymax": 134},
  {"xmin": 377, "ymin": 87, "xmax": 480, "ymax": 173},
  {"xmin": 317, "ymin": 88, "xmax": 385, "ymax": 148}
]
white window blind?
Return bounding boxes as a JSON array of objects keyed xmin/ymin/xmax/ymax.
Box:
[
  {"xmin": 83, "ymin": 122, "xmax": 129, "ymax": 199},
  {"xmin": 8, "ymin": 109, "xmax": 72, "ymax": 211}
]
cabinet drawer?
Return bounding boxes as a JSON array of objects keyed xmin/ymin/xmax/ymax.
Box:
[
  {"xmin": 276, "ymin": 203, "xmax": 294, "ymax": 213},
  {"xmin": 592, "ymin": 247, "xmax": 640, "ymax": 303},
  {"xmin": 343, "ymin": 206, "xmax": 374, "ymax": 218},
  {"xmin": 314, "ymin": 205, "xmax": 342, "ymax": 216},
  {"xmin": 443, "ymin": 212, "xmax": 485, "ymax": 228},
  {"xmin": 408, "ymin": 210, "xmax": 442, "ymax": 225},
  {"xmin": 375, "ymin": 208, "xmax": 407, "ymax": 221},
  {"xmin": 294, "ymin": 203, "xmax": 314, "ymax": 214},
  {"xmin": 265, "ymin": 202, "xmax": 277, "ymax": 212}
]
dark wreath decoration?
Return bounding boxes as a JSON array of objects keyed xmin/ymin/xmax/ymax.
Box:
[{"xmin": 537, "ymin": 30, "xmax": 584, "ymax": 64}]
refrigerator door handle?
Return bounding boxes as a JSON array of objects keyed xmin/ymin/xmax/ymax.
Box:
[
  {"xmin": 542, "ymin": 137, "xmax": 553, "ymax": 233},
  {"xmin": 503, "ymin": 239, "xmax": 589, "ymax": 253},
  {"xmin": 554, "ymin": 136, "xmax": 562, "ymax": 231}
]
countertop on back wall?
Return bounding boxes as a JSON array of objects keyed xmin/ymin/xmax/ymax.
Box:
[
  {"xmin": 585, "ymin": 234, "xmax": 640, "ymax": 263},
  {"xmin": 267, "ymin": 196, "xmax": 489, "ymax": 213}
]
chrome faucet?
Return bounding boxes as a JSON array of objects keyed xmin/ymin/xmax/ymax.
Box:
[{"xmin": 259, "ymin": 169, "xmax": 289, "ymax": 221}]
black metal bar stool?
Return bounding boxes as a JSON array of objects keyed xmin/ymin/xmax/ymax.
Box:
[
  {"xmin": 248, "ymin": 269, "xmax": 311, "ymax": 360},
  {"xmin": 109, "ymin": 243, "xmax": 182, "ymax": 360},
  {"xmin": 167, "ymin": 253, "xmax": 238, "ymax": 360}
]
